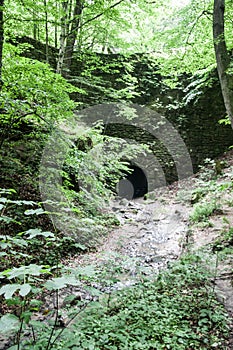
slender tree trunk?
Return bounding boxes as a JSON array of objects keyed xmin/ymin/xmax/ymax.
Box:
[
  {"xmin": 56, "ymin": 0, "xmax": 123, "ymax": 76},
  {"xmin": 56, "ymin": 1, "xmax": 69, "ymax": 74},
  {"xmin": 33, "ymin": 10, "xmax": 37, "ymax": 40},
  {"xmin": 62, "ymin": 0, "xmax": 83, "ymax": 76},
  {"xmin": 54, "ymin": 0, "xmax": 58, "ymax": 48},
  {"xmin": 0, "ymin": 0, "xmax": 4, "ymax": 90},
  {"xmin": 44, "ymin": 0, "xmax": 49, "ymax": 63},
  {"xmin": 213, "ymin": 0, "xmax": 233, "ymax": 128}
]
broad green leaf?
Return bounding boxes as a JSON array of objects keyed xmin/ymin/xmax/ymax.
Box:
[
  {"xmin": 0, "ymin": 189, "xmax": 16, "ymax": 195},
  {"xmin": 24, "ymin": 208, "xmax": 45, "ymax": 216},
  {"xmin": 8, "ymin": 200, "xmax": 36, "ymax": 206},
  {"xmin": 0, "ymin": 242, "xmax": 11, "ymax": 249},
  {"xmin": 0, "ymin": 252, "xmax": 7, "ymax": 256},
  {"xmin": 25, "ymin": 228, "xmax": 55, "ymax": 239},
  {"xmin": 45, "ymin": 276, "xmax": 80, "ymax": 290},
  {"xmin": 0, "ymin": 284, "xmax": 21, "ymax": 299},
  {"xmin": 0, "ymin": 314, "xmax": 20, "ymax": 333},
  {"xmin": 0, "ymin": 235, "xmax": 27, "ymax": 247},
  {"xmin": 0, "ymin": 197, "xmax": 7, "ymax": 203},
  {"xmin": 19, "ymin": 283, "xmax": 31, "ymax": 297},
  {"xmin": 0, "ymin": 216, "xmax": 20, "ymax": 224},
  {"xmin": 21, "ymin": 310, "xmax": 32, "ymax": 324},
  {"xmin": 74, "ymin": 243, "xmax": 87, "ymax": 250},
  {"xmin": 11, "ymin": 238, "xmax": 28, "ymax": 247},
  {"xmin": 0, "ymin": 264, "xmax": 51, "ymax": 279},
  {"xmin": 75, "ymin": 265, "xmax": 96, "ymax": 277}
]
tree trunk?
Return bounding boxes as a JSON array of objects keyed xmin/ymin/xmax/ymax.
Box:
[
  {"xmin": 33, "ymin": 10, "xmax": 37, "ymax": 40},
  {"xmin": 44, "ymin": 0, "xmax": 49, "ymax": 63},
  {"xmin": 62, "ymin": 0, "xmax": 83, "ymax": 76},
  {"xmin": 213, "ymin": 0, "xmax": 233, "ymax": 128},
  {"xmin": 0, "ymin": 0, "xmax": 4, "ymax": 90},
  {"xmin": 56, "ymin": 1, "xmax": 69, "ymax": 74}
]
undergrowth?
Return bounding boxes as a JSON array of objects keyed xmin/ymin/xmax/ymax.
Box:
[
  {"xmin": 0, "ymin": 189, "xmax": 231, "ymax": 349},
  {"xmin": 19, "ymin": 254, "xmax": 230, "ymax": 350},
  {"xmin": 1, "ymin": 156, "xmax": 233, "ymax": 349}
]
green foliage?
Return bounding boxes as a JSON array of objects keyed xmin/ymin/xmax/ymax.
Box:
[
  {"xmin": 26, "ymin": 254, "xmax": 229, "ymax": 350},
  {"xmin": 0, "ymin": 314, "xmax": 20, "ymax": 334},
  {"xmin": 183, "ymin": 68, "xmax": 218, "ymax": 105},
  {"xmin": 41, "ymin": 122, "xmax": 147, "ymax": 245},
  {"xmin": 0, "ymin": 190, "xmax": 86, "ymax": 269},
  {"xmin": 0, "ymin": 188, "xmax": 231, "ymax": 349},
  {"xmin": 218, "ymin": 115, "xmax": 231, "ymax": 126},
  {"xmin": 190, "ymin": 179, "xmax": 232, "ymax": 205},
  {"xmin": 70, "ymin": 52, "xmax": 141, "ymax": 104},
  {"xmin": 3, "ymin": 0, "xmax": 233, "ymax": 78},
  {"xmin": 0, "ymin": 43, "xmax": 84, "ymax": 194},
  {"xmin": 0, "ymin": 196, "xmax": 95, "ymax": 347},
  {"xmin": 190, "ymin": 200, "xmax": 220, "ymax": 223},
  {"xmin": 1, "ymin": 0, "xmax": 233, "ymax": 348},
  {"xmin": 0, "ymin": 44, "xmax": 81, "ymax": 137},
  {"xmin": 198, "ymin": 158, "xmax": 224, "ymax": 182},
  {"xmin": 213, "ymin": 226, "xmax": 233, "ymax": 252}
]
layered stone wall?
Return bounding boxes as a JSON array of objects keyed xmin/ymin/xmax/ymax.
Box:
[
  {"xmin": 68, "ymin": 50, "xmax": 233, "ymax": 181},
  {"xmin": 17, "ymin": 37, "xmax": 233, "ymax": 183}
]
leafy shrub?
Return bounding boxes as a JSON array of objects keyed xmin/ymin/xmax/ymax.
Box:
[
  {"xmin": 213, "ymin": 226, "xmax": 233, "ymax": 253},
  {"xmin": 190, "ymin": 200, "xmax": 220, "ymax": 223},
  {"xmin": 0, "ymin": 193, "xmax": 230, "ymax": 350},
  {"xmin": 28, "ymin": 255, "xmax": 229, "ymax": 350}
]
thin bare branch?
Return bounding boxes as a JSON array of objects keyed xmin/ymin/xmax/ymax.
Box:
[
  {"xmin": 181, "ymin": 10, "xmax": 212, "ymax": 60},
  {"xmin": 67, "ymin": 0, "xmax": 125, "ymax": 38}
]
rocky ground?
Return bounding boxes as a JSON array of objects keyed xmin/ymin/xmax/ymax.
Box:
[
  {"xmin": 62, "ymin": 166, "xmax": 233, "ymax": 349},
  {"xmin": 1, "ymin": 157, "xmax": 233, "ymax": 349},
  {"xmin": 67, "ymin": 194, "xmax": 190, "ymax": 283}
]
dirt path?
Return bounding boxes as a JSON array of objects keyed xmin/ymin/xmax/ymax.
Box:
[
  {"xmin": 1, "ymin": 176, "xmax": 233, "ymax": 349},
  {"xmin": 67, "ymin": 194, "xmax": 190, "ymax": 278},
  {"xmin": 64, "ymin": 179, "xmax": 233, "ymax": 348}
]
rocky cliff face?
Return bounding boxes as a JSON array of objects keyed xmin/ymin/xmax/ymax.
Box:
[{"xmin": 16, "ymin": 36, "xmax": 233, "ymax": 184}]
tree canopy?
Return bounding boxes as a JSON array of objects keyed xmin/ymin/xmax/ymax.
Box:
[
  {"xmin": 1, "ymin": 2, "xmax": 233, "ymax": 348},
  {"xmin": 0, "ymin": 0, "xmax": 232, "ymax": 79}
]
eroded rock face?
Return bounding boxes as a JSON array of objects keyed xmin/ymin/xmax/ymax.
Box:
[{"xmin": 15, "ymin": 36, "xmax": 233, "ymax": 180}]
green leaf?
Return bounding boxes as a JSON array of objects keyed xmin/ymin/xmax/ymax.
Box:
[
  {"xmin": 74, "ymin": 243, "xmax": 87, "ymax": 250},
  {"xmin": 21, "ymin": 310, "xmax": 32, "ymax": 324},
  {"xmin": 0, "ymin": 314, "xmax": 20, "ymax": 333},
  {"xmin": 0, "ymin": 216, "xmax": 20, "ymax": 224},
  {"xmin": 75, "ymin": 265, "xmax": 96, "ymax": 277},
  {"xmin": 24, "ymin": 208, "xmax": 46, "ymax": 216},
  {"xmin": 24, "ymin": 228, "xmax": 55, "ymax": 239},
  {"xmin": 0, "ymin": 252, "xmax": 7, "ymax": 256},
  {"xmin": 0, "ymin": 189, "xmax": 16, "ymax": 195},
  {"xmin": 0, "ymin": 284, "xmax": 21, "ymax": 299},
  {"xmin": 0, "ymin": 242, "xmax": 12, "ymax": 249},
  {"xmin": 45, "ymin": 276, "xmax": 80, "ymax": 290},
  {"xmin": 0, "ymin": 264, "xmax": 51, "ymax": 280},
  {"xmin": 19, "ymin": 283, "xmax": 31, "ymax": 297},
  {"xmin": 8, "ymin": 200, "xmax": 36, "ymax": 206},
  {"xmin": 0, "ymin": 197, "xmax": 7, "ymax": 203}
]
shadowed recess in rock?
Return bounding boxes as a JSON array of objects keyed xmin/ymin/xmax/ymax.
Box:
[{"xmin": 117, "ymin": 165, "xmax": 148, "ymax": 199}]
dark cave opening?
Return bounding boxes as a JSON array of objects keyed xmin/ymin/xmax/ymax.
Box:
[{"xmin": 117, "ymin": 165, "xmax": 148, "ymax": 199}]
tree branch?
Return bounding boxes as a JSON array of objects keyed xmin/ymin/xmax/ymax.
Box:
[
  {"xmin": 181, "ymin": 10, "xmax": 212, "ymax": 60},
  {"xmin": 67, "ymin": 0, "xmax": 125, "ymax": 39}
]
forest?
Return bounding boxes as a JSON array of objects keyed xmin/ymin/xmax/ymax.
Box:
[{"xmin": 0, "ymin": 0, "xmax": 233, "ymax": 349}]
